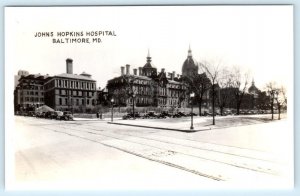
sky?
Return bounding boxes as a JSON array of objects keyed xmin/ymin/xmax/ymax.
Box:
[{"xmin": 5, "ymin": 6, "xmax": 293, "ymax": 90}]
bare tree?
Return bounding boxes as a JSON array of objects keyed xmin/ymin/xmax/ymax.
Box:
[
  {"xmin": 229, "ymin": 67, "xmax": 249, "ymax": 115},
  {"xmin": 112, "ymin": 88, "xmax": 127, "ymax": 112},
  {"xmin": 199, "ymin": 59, "xmax": 221, "ymax": 125},
  {"xmin": 216, "ymin": 68, "xmax": 232, "ymax": 116},
  {"xmin": 182, "ymin": 72, "xmax": 211, "ymax": 116},
  {"xmin": 275, "ymin": 86, "xmax": 287, "ymax": 120},
  {"xmin": 265, "ymin": 81, "xmax": 277, "ymax": 120},
  {"xmin": 121, "ymin": 75, "xmax": 139, "ymax": 118},
  {"xmin": 107, "ymin": 74, "xmax": 138, "ymax": 118}
]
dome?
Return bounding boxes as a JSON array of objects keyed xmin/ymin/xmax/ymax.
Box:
[
  {"xmin": 248, "ymin": 79, "xmax": 259, "ymax": 94},
  {"xmin": 182, "ymin": 46, "xmax": 198, "ymax": 77},
  {"xmin": 142, "ymin": 49, "xmax": 157, "ymax": 77},
  {"xmin": 248, "ymin": 85, "xmax": 259, "ymax": 93},
  {"xmin": 144, "ymin": 62, "xmax": 156, "ymax": 68}
]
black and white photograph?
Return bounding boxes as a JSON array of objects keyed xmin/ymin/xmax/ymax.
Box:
[{"xmin": 5, "ymin": 5, "xmax": 294, "ymax": 190}]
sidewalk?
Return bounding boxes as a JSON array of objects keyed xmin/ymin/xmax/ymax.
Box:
[
  {"xmin": 73, "ymin": 117, "xmax": 122, "ymax": 121},
  {"xmin": 107, "ymin": 114, "xmax": 278, "ymax": 133}
]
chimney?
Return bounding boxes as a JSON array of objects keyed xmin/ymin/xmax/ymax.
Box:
[
  {"xmin": 126, "ymin": 64, "xmax": 130, "ymax": 75},
  {"xmin": 121, "ymin": 66, "xmax": 125, "ymax": 76},
  {"xmin": 66, "ymin": 58, "xmax": 73, "ymax": 74},
  {"xmin": 172, "ymin": 71, "xmax": 175, "ymax": 80},
  {"xmin": 133, "ymin": 68, "xmax": 137, "ymax": 75},
  {"xmin": 138, "ymin": 67, "xmax": 143, "ymax": 76}
]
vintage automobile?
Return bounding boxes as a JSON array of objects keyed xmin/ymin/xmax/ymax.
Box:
[
  {"xmin": 45, "ymin": 111, "xmax": 55, "ymax": 119},
  {"xmin": 54, "ymin": 111, "xmax": 64, "ymax": 120},
  {"xmin": 122, "ymin": 112, "xmax": 141, "ymax": 120},
  {"xmin": 62, "ymin": 111, "xmax": 74, "ymax": 120},
  {"xmin": 157, "ymin": 111, "xmax": 172, "ymax": 118},
  {"xmin": 172, "ymin": 111, "xmax": 187, "ymax": 118},
  {"xmin": 142, "ymin": 111, "xmax": 159, "ymax": 119}
]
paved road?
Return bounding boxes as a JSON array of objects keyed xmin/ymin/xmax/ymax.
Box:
[{"xmin": 10, "ymin": 116, "xmax": 293, "ymax": 189}]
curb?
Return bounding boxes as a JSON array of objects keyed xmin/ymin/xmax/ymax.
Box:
[{"xmin": 107, "ymin": 122, "xmax": 211, "ymax": 133}]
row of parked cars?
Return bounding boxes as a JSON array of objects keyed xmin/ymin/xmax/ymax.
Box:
[
  {"xmin": 35, "ymin": 111, "xmax": 74, "ymax": 121},
  {"xmin": 122, "ymin": 109, "xmax": 270, "ymax": 120},
  {"xmin": 122, "ymin": 111, "xmax": 197, "ymax": 120}
]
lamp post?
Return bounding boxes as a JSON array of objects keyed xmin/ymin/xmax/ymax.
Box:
[
  {"xmin": 111, "ymin": 98, "xmax": 114, "ymax": 122},
  {"xmin": 275, "ymin": 91, "xmax": 280, "ymax": 120},
  {"xmin": 132, "ymin": 94, "xmax": 136, "ymax": 119},
  {"xmin": 190, "ymin": 92, "xmax": 195, "ymax": 130},
  {"xmin": 269, "ymin": 90, "xmax": 275, "ymax": 120}
]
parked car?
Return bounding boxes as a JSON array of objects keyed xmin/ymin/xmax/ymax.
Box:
[
  {"xmin": 188, "ymin": 112, "xmax": 197, "ymax": 116},
  {"xmin": 203, "ymin": 111, "xmax": 212, "ymax": 116},
  {"xmin": 35, "ymin": 112, "xmax": 46, "ymax": 118},
  {"xmin": 62, "ymin": 111, "xmax": 73, "ymax": 120},
  {"xmin": 122, "ymin": 112, "xmax": 140, "ymax": 120},
  {"xmin": 158, "ymin": 111, "xmax": 171, "ymax": 118},
  {"xmin": 172, "ymin": 111, "xmax": 187, "ymax": 118},
  {"xmin": 28, "ymin": 111, "xmax": 36, "ymax": 117},
  {"xmin": 142, "ymin": 111, "xmax": 158, "ymax": 119},
  {"xmin": 45, "ymin": 111, "xmax": 56, "ymax": 119},
  {"xmin": 54, "ymin": 111, "xmax": 64, "ymax": 120}
]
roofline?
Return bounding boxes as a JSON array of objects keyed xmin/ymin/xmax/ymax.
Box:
[{"xmin": 53, "ymin": 75, "xmax": 96, "ymax": 82}]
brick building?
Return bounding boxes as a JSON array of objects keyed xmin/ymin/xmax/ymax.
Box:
[
  {"xmin": 107, "ymin": 51, "xmax": 188, "ymax": 111},
  {"xmin": 14, "ymin": 73, "xmax": 48, "ymax": 113},
  {"xmin": 44, "ymin": 59, "xmax": 97, "ymax": 112}
]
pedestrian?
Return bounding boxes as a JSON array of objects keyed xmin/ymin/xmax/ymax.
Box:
[{"xmin": 96, "ymin": 112, "xmax": 99, "ymax": 119}]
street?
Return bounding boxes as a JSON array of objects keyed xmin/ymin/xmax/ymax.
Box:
[{"xmin": 10, "ymin": 115, "xmax": 293, "ymax": 190}]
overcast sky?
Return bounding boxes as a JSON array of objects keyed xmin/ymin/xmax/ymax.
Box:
[{"xmin": 6, "ymin": 6, "xmax": 293, "ymax": 90}]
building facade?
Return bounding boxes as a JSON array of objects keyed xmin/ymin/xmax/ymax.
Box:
[
  {"xmin": 14, "ymin": 74, "xmax": 47, "ymax": 113},
  {"xmin": 107, "ymin": 51, "xmax": 188, "ymax": 111},
  {"xmin": 44, "ymin": 59, "xmax": 97, "ymax": 112}
]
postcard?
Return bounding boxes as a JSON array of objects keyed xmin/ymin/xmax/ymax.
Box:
[{"xmin": 5, "ymin": 5, "xmax": 294, "ymax": 190}]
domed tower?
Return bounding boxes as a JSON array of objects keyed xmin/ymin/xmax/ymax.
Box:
[
  {"xmin": 248, "ymin": 78, "xmax": 259, "ymax": 97},
  {"xmin": 142, "ymin": 49, "xmax": 157, "ymax": 77},
  {"xmin": 182, "ymin": 45, "xmax": 198, "ymax": 77}
]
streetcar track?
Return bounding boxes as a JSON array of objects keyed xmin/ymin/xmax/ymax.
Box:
[
  {"xmin": 83, "ymin": 122, "xmax": 275, "ymax": 153},
  {"xmin": 79, "ymin": 123, "xmax": 280, "ymax": 163},
  {"xmin": 40, "ymin": 126, "xmax": 224, "ymax": 181},
  {"xmin": 44, "ymin": 123, "xmax": 281, "ymax": 176}
]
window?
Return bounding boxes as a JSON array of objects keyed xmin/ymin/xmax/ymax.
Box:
[
  {"xmin": 59, "ymin": 98, "xmax": 62, "ymax": 105},
  {"xmin": 65, "ymin": 98, "xmax": 68, "ymax": 105},
  {"xmin": 40, "ymin": 98, "xmax": 44, "ymax": 102},
  {"xmin": 87, "ymin": 99, "xmax": 90, "ymax": 105},
  {"xmin": 58, "ymin": 80, "xmax": 61, "ymax": 87},
  {"xmin": 76, "ymin": 99, "xmax": 79, "ymax": 106},
  {"xmin": 65, "ymin": 80, "xmax": 67, "ymax": 87},
  {"xmin": 82, "ymin": 99, "xmax": 85, "ymax": 105},
  {"xmin": 35, "ymin": 92, "xmax": 38, "ymax": 95}
]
